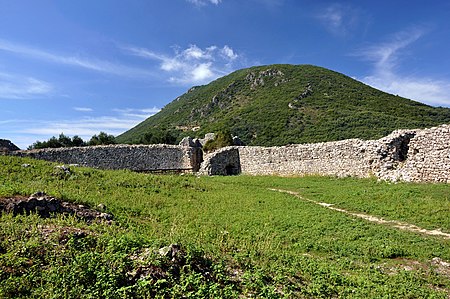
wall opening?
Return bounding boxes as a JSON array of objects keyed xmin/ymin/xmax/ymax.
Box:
[
  {"xmin": 225, "ymin": 164, "xmax": 240, "ymax": 175},
  {"xmin": 397, "ymin": 133, "xmax": 415, "ymax": 162}
]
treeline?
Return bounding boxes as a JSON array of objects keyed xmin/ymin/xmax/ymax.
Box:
[
  {"xmin": 28, "ymin": 132, "xmax": 116, "ymax": 150},
  {"xmin": 138, "ymin": 129, "xmax": 177, "ymax": 145}
]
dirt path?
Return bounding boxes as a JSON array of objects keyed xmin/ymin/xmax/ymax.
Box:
[{"xmin": 269, "ymin": 188, "xmax": 450, "ymax": 239}]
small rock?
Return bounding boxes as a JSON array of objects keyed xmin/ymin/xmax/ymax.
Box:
[
  {"xmin": 99, "ymin": 213, "xmax": 113, "ymax": 220},
  {"xmin": 432, "ymin": 257, "xmax": 450, "ymax": 267},
  {"xmin": 158, "ymin": 246, "xmax": 171, "ymax": 257},
  {"xmin": 55, "ymin": 165, "xmax": 71, "ymax": 174},
  {"xmin": 31, "ymin": 191, "xmax": 46, "ymax": 198},
  {"xmin": 97, "ymin": 203, "xmax": 106, "ymax": 211},
  {"xmin": 158, "ymin": 244, "xmax": 182, "ymax": 262}
]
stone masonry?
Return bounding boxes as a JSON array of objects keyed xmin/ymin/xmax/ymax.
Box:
[
  {"xmin": 12, "ymin": 144, "xmax": 202, "ymax": 172},
  {"xmin": 379, "ymin": 125, "xmax": 450, "ymax": 183},
  {"xmin": 200, "ymin": 124, "xmax": 450, "ymax": 183},
  {"xmin": 7, "ymin": 124, "xmax": 450, "ymax": 183}
]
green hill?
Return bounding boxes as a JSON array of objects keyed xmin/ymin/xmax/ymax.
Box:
[{"xmin": 116, "ymin": 64, "xmax": 450, "ymax": 146}]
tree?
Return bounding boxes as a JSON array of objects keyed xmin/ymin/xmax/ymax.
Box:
[
  {"xmin": 88, "ymin": 132, "xmax": 116, "ymax": 146},
  {"xmin": 71, "ymin": 135, "xmax": 85, "ymax": 147},
  {"xmin": 139, "ymin": 129, "xmax": 177, "ymax": 145},
  {"xmin": 28, "ymin": 132, "xmax": 116, "ymax": 149},
  {"xmin": 58, "ymin": 133, "xmax": 72, "ymax": 147}
]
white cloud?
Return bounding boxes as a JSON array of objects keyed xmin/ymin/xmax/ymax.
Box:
[
  {"xmin": 112, "ymin": 107, "xmax": 161, "ymax": 119},
  {"xmin": 191, "ymin": 63, "xmax": 214, "ymax": 82},
  {"xmin": 354, "ymin": 27, "xmax": 450, "ymax": 107},
  {"xmin": 0, "ymin": 72, "xmax": 53, "ymax": 99},
  {"xmin": 0, "ymin": 39, "xmax": 153, "ymax": 78},
  {"xmin": 123, "ymin": 44, "xmax": 243, "ymax": 85},
  {"xmin": 317, "ymin": 4, "xmax": 363, "ymax": 37},
  {"xmin": 358, "ymin": 29, "xmax": 424, "ymax": 73},
  {"xmin": 183, "ymin": 45, "xmax": 212, "ymax": 60},
  {"xmin": 74, "ymin": 107, "xmax": 93, "ymax": 112},
  {"xmin": 221, "ymin": 45, "xmax": 238, "ymax": 60},
  {"xmin": 4, "ymin": 107, "xmax": 161, "ymax": 148},
  {"xmin": 363, "ymin": 75, "xmax": 450, "ymax": 107},
  {"xmin": 187, "ymin": 0, "xmax": 221, "ymax": 6}
]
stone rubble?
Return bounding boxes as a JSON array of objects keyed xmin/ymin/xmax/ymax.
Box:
[{"xmin": 0, "ymin": 191, "xmax": 113, "ymax": 222}]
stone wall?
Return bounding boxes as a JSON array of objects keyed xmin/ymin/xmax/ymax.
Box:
[
  {"xmin": 13, "ymin": 144, "xmax": 202, "ymax": 172},
  {"xmin": 200, "ymin": 147, "xmax": 241, "ymax": 176},
  {"xmin": 200, "ymin": 124, "xmax": 450, "ymax": 183},
  {"xmin": 380, "ymin": 125, "xmax": 450, "ymax": 183},
  {"xmin": 8, "ymin": 124, "xmax": 450, "ymax": 183}
]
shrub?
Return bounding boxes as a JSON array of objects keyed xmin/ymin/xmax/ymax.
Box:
[{"xmin": 203, "ymin": 130, "xmax": 234, "ymax": 153}]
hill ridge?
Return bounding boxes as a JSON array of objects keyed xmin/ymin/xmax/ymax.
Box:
[{"xmin": 117, "ymin": 64, "xmax": 450, "ymax": 146}]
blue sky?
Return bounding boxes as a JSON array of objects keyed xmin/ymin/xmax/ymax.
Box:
[{"xmin": 1, "ymin": 0, "xmax": 450, "ymax": 148}]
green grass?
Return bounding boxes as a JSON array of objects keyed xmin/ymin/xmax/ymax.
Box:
[{"xmin": 1, "ymin": 155, "xmax": 449, "ymax": 298}]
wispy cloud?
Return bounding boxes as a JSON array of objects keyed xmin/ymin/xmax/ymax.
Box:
[
  {"xmin": 23, "ymin": 107, "xmax": 160, "ymax": 136},
  {"xmin": 0, "ymin": 39, "xmax": 153, "ymax": 78},
  {"xmin": 6, "ymin": 107, "xmax": 161, "ymax": 148},
  {"xmin": 357, "ymin": 28, "xmax": 424, "ymax": 74},
  {"xmin": 317, "ymin": 4, "xmax": 364, "ymax": 37},
  {"xmin": 187, "ymin": 0, "xmax": 221, "ymax": 6},
  {"xmin": 355, "ymin": 27, "xmax": 450, "ymax": 107},
  {"xmin": 0, "ymin": 72, "xmax": 53, "ymax": 99},
  {"xmin": 73, "ymin": 107, "xmax": 93, "ymax": 112},
  {"xmin": 112, "ymin": 107, "xmax": 161, "ymax": 119},
  {"xmin": 123, "ymin": 44, "xmax": 243, "ymax": 85}
]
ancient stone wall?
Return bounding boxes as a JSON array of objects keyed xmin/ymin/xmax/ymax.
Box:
[
  {"xmin": 200, "ymin": 147, "xmax": 241, "ymax": 176},
  {"xmin": 8, "ymin": 124, "xmax": 450, "ymax": 183},
  {"xmin": 380, "ymin": 125, "xmax": 450, "ymax": 183},
  {"xmin": 200, "ymin": 124, "xmax": 450, "ymax": 183},
  {"xmin": 236, "ymin": 140, "xmax": 374, "ymax": 177},
  {"xmin": 13, "ymin": 144, "xmax": 202, "ymax": 172}
]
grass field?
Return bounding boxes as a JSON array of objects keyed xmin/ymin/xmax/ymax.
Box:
[{"xmin": 0, "ymin": 155, "xmax": 449, "ymax": 298}]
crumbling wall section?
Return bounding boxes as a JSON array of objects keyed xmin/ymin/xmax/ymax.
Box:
[
  {"xmin": 199, "ymin": 124, "xmax": 449, "ymax": 183},
  {"xmin": 379, "ymin": 125, "xmax": 450, "ymax": 183},
  {"xmin": 200, "ymin": 147, "xmax": 241, "ymax": 176}
]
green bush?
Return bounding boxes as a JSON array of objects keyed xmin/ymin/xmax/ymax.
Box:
[{"xmin": 202, "ymin": 130, "xmax": 234, "ymax": 153}]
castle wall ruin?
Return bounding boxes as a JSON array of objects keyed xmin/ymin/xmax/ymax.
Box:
[
  {"xmin": 200, "ymin": 124, "xmax": 450, "ymax": 183},
  {"xmin": 8, "ymin": 124, "xmax": 450, "ymax": 183},
  {"xmin": 13, "ymin": 144, "xmax": 202, "ymax": 173}
]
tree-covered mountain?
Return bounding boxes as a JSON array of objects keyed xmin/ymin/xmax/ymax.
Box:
[{"xmin": 116, "ymin": 64, "xmax": 450, "ymax": 146}]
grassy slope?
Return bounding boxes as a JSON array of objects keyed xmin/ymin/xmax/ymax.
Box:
[
  {"xmin": 1, "ymin": 156, "xmax": 450, "ymax": 298},
  {"xmin": 117, "ymin": 64, "xmax": 450, "ymax": 146}
]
